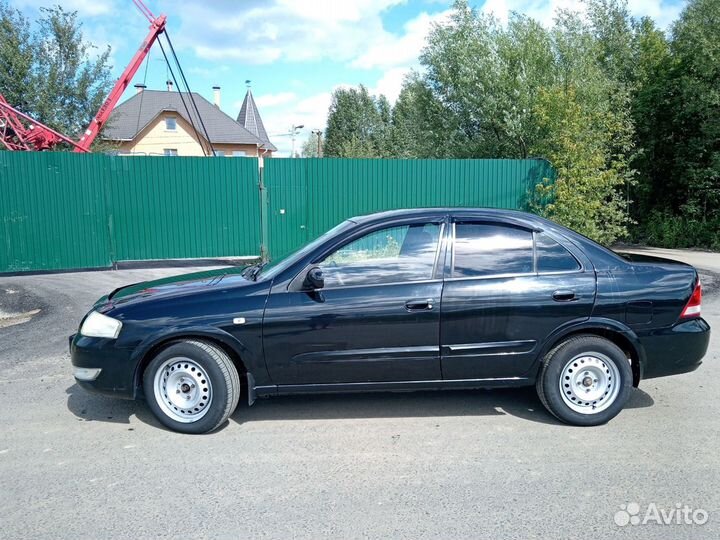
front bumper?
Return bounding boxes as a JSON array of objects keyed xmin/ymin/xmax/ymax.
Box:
[
  {"xmin": 69, "ymin": 333, "xmax": 137, "ymax": 399},
  {"xmin": 639, "ymin": 318, "xmax": 710, "ymax": 379}
]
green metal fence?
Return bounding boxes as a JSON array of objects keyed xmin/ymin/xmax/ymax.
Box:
[
  {"xmin": 0, "ymin": 152, "xmax": 260, "ymax": 273},
  {"xmin": 263, "ymin": 158, "xmax": 554, "ymax": 259},
  {"xmin": 0, "ymin": 153, "xmax": 553, "ymax": 273}
]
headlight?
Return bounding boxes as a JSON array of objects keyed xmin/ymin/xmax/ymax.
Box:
[{"xmin": 80, "ymin": 311, "xmax": 122, "ymax": 339}]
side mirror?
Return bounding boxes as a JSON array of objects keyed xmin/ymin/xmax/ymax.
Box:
[{"xmin": 303, "ymin": 266, "xmax": 325, "ymax": 290}]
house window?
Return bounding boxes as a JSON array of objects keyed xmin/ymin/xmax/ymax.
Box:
[
  {"xmin": 165, "ymin": 117, "xmax": 177, "ymax": 131},
  {"xmin": 232, "ymin": 150, "xmax": 247, "ymax": 157},
  {"xmin": 163, "ymin": 148, "xmax": 178, "ymax": 156},
  {"xmin": 214, "ymin": 150, "xmax": 226, "ymax": 157}
]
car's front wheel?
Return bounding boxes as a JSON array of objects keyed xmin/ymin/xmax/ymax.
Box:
[
  {"xmin": 143, "ymin": 340, "xmax": 241, "ymax": 434},
  {"xmin": 536, "ymin": 335, "xmax": 633, "ymax": 426}
]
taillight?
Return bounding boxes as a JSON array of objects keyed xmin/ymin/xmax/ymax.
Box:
[{"xmin": 680, "ymin": 279, "xmax": 702, "ymax": 319}]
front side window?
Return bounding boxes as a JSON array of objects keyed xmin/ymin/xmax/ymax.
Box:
[
  {"xmin": 453, "ymin": 223, "xmax": 533, "ymax": 277},
  {"xmin": 163, "ymin": 148, "xmax": 178, "ymax": 156},
  {"xmin": 165, "ymin": 117, "xmax": 177, "ymax": 130},
  {"xmin": 318, "ymin": 223, "xmax": 441, "ymax": 287}
]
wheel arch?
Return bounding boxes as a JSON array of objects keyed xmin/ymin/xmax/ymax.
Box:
[
  {"xmin": 533, "ymin": 319, "xmax": 645, "ymax": 387},
  {"xmin": 132, "ymin": 328, "xmax": 250, "ymax": 399}
]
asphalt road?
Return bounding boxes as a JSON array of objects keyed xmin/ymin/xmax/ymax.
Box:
[{"xmin": 1, "ymin": 251, "xmax": 719, "ymax": 540}]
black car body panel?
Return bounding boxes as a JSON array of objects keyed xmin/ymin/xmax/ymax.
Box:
[{"xmin": 70, "ymin": 208, "xmax": 710, "ymax": 401}]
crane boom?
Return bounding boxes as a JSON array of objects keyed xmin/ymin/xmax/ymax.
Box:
[
  {"xmin": 74, "ymin": 9, "xmax": 166, "ymax": 151},
  {"xmin": 0, "ymin": 95, "xmax": 86, "ymax": 151}
]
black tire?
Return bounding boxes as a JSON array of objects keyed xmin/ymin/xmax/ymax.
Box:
[
  {"xmin": 536, "ymin": 335, "xmax": 632, "ymax": 426},
  {"xmin": 143, "ymin": 340, "xmax": 241, "ymax": 434}
]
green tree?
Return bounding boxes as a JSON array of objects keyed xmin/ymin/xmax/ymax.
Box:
[
  {"xmin": 627, "ymin": 17, "xmax": 673, "ymax": 219},
  {"xmin": 324, "ymin": 85, "xmax": 393, "ymax": 157},
  {"xmin": 0, "ymin": 3, "xmax": 113, "ymax": 144},
  {"xmin": 666, "ymin": 0, "xmax": 720, "ymax": 221},
  {"xmin": 0, "ymin": 2, "xmax": 33, "ymax": 112},
  {"xmin": 626, "ymin": 0, "xmax": 720, "ymax": 248},
  {"xmin": 301, "ymin": 132, "xmax": 322, "ymax": 158},
  {"xmin": 32, "ymin": 6, "xmax": 112, "ymax": 138},
  {"xmin": 390, "ymin": 76, "xmax": 446, "ymax": 158},
  {"xmin": 399, "ymin": 0, "xmax": 635, "ymax": 243},
  {"xmin": 532, "ymin": 86, "xmax": 632, "ymax": 244}
]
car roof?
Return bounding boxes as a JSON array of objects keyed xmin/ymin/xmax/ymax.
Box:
[{"xmin": 349, "ymin": 207, "xmax": 542, "ymax": 225}]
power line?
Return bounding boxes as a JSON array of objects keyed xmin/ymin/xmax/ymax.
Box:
[
  {"xmin": 134, "ymin": 48, "xmax": 152, "ymax": 136},
  {"xmin": 157, "ymin": 35, "xmax": 213, "ymax": 156},
  {"xmin": 164, "ymin": 31, "xmax": 215, "ymax": 156}
]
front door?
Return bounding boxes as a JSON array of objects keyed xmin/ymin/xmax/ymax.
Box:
[{"xmin": 263, "ymin": 220, "xmax": 445, "ymax": 385}]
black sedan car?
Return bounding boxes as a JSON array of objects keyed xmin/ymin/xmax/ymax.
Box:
[{"xmin": 70, "ymin": 208, "xmax": 710, "ymax": 433}]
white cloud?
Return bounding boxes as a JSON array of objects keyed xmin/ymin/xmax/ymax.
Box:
[
  {"xmin": 166, "ymin": 0, "xmax": 407, "ymax": 65},
  {"xmin": 352, "ymin": 9, "xmax": 452, "ymax": 69},
  {"xmin": 371, "ymin": 67, "xmax": 411, "ymax": 102},
  {"xmin": 481, "ymin": 0, "xmax": 511, "ymax": 24},
  {"xmin": 13, "ymin": 0, "xmax": 116, "ymax": 17},
  {"xmin": 254, "ymin": 92, "xmax": 298, "ymax": 108},
  {"xmin": 480, "ymin": 0, "xmax": 683, "ymax": 29},
  {"xmin": 193, "ymin": 45, "xmax": 283, "ymax": 63},
  {"xmin": 262, "ymin": 84, "xmax": 352, "ymax": 156},
  {"xmin": 627, "ymin": 0, "xmax": 683, "ymax": 30},
  {"xmin": 481, "ymin": 0, "xmax": 587, "ymax": 26}
]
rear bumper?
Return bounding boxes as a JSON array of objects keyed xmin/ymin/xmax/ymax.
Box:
[
  {"xmin": 639, "ymin": 318, "xmax": 710, "ymax": 380},
  {"xmin": 69, "ymin": 333, "xmax": 137, "ymax": 399}
]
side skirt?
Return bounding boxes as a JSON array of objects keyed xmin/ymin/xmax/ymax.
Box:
[{"xmin": 253, "ymin": 377, "xmax": 533, "ymax": 398}]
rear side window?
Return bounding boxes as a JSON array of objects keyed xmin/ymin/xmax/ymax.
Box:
[
  {"xmin": 453, "ymin": 223, "xmax": 533, "ymax": 277},
  {"xmin": 536, "ymin": 232, "xmax": 580, "ymax": 272}
]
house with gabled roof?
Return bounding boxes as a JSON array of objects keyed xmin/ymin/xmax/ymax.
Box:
[{"xmin": 103, "ymin": 85, "xmax": 276, "ymax": 157}]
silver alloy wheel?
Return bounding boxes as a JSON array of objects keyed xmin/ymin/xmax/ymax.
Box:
[
  {"xmin": 558, "ymin": 352, "xmax": 621, "ymax": 414},
  {"xmin": 153, "ymin": 356, "xmax": 213, "ymax": 423}
]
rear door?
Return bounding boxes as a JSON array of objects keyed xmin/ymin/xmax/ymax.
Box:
[{"xmin": 440, "ymin": 219, "xmax": 596, "ymax": 380}]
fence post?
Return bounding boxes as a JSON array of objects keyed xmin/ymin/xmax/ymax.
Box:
[
  {"xmin": 104, "ymin": 155, "xmax": 117, "ymax": 269},
  {"xmin": 258, "ymin": 155, "xmax": 269, "ymax": 262}
]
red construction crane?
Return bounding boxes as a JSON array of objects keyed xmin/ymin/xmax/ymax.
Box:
[{"xmin": 0, "ymin": 0, "xmax": 166, "ymax": 153}]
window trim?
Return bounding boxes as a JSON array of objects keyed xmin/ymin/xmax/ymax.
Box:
[
  {"xmin": 304, "ymin": 276, "xmax": 444, "ymax": 292},
  {"xmin": 446, "ymin": 220, "xmax": 585, "ymax": 281}
]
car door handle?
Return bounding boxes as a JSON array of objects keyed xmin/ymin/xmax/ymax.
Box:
[
  {"xmin": 405, "ymin": 299, "xmax": 434, "ymax": 311},
  {"xmin": 552, "ymin": 290, "xmax": 576, "ymax": 302}
]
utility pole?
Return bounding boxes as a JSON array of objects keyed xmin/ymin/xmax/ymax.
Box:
[
  {"xmin": 290, "ymin": 124, "xmax": 304, "ymax": 157},
  {"xmin": 312, "ymin": 129, "xmax": 323, "ymax": 158}
]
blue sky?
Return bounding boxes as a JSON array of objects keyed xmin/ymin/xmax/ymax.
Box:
[{"xmin": 13, "ymin": 0, "xmax": 687, "ymax": 156}]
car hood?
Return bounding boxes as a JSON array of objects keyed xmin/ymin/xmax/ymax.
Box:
[{"xmin": 106, "ymin": 266, "xmax": 252, "ymax": 305}]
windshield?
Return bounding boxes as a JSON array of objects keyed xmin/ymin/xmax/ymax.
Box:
[{"xmin": 257, "ymin": 220, "xmax": 354, "ymax": 280}]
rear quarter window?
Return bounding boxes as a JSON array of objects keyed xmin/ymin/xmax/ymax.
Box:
[{"xmin": 536, "ymin": 232, "xmax": 580, "ymax": 272}]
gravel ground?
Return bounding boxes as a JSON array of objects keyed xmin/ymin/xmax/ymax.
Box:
[{"xmin": 1, "ymin": 252, "xmax": 719, "ymax": 540}]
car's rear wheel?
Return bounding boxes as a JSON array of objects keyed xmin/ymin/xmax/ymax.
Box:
[
  {"xmin": 143, "ymin": 340, "xmax": 240, "ymax": 434},
  {"xmin": 536, "ymin": 335, "xmax": 632, "ymax": 426}
]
